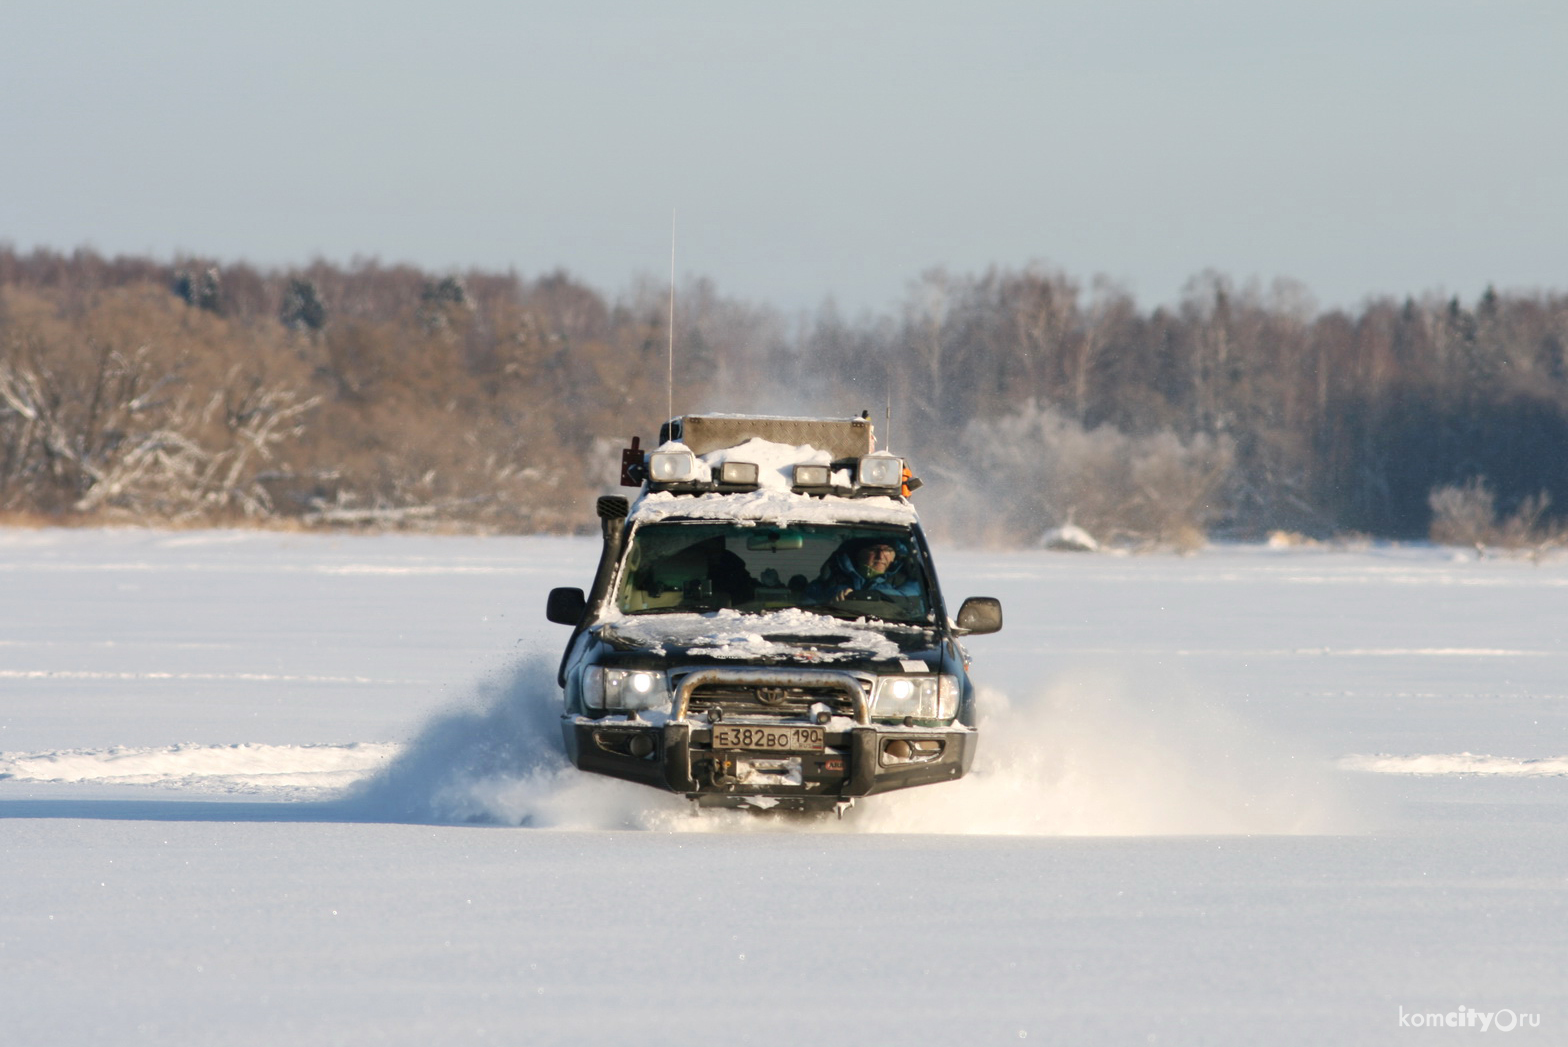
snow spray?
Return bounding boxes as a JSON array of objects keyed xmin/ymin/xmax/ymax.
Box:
[{"xmin": 345, "ymin": 656, "xmax": 1360, "ymax": 835}]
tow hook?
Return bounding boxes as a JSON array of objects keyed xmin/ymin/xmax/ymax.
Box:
[{"xmin": 702, "ymin": 756, "xmax": 739, "ymax": 788}]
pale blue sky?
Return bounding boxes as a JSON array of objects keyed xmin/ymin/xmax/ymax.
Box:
[{"xmin": 3, "ymin": 0, "xmax": 1564, "ymax": 313}]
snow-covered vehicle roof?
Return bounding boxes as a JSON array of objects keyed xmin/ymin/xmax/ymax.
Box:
[{"xmin": 623, "ymin": 413, "xmax": 921, "ymax": 527}]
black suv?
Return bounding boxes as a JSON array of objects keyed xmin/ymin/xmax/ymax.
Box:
[{"xmin": 546, "ymin": 416, "xmax": 1001, "ymax": 814}]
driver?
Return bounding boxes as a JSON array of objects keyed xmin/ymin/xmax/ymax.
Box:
[{"xmin": 806, "ymin": 538, "xmax": 921, "ymax": 603}]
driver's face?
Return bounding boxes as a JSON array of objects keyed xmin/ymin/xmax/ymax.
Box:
[{"xmin": 859, "ymin": 544, "xmax": 896, "ymax": 573}]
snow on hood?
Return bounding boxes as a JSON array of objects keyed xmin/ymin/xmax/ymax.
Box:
[
  {"xmin": 629, "ymin": 437, "xmax": 916, "ymax": 526},
  {"xmin": 600, "ymin": 607, "xmax": 906, "ymax": 662}
]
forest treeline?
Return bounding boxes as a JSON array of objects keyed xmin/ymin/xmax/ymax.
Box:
[{"xmin": 2, "ymin": 246, "xmax": 1566, "ymax": 545}]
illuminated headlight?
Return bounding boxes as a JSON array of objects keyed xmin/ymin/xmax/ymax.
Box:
[
  {"xmin": 792, "ymin": 464, "xmax": 831, "ymax": 486},
  {"xmin": 871, "ymin": 674, "xmax": 958, "ymax": 720},
  {"xmin": 858, "ymin": 454, "xmax": 904, "ymax": 488},
  {"xmin": 718, "ymin": 460, "xmax": 759, "ymax": 485},
  {"xmin": 648, "ymin": 450, "xmax": 697, "ymax": 483},
  {"xmin": 584, "ymin": 667, "xmax": 672, "ymax": 712}
]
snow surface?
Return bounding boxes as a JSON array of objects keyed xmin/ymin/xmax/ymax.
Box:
[{"xmin": 3, "ymin": 530, "xmax": 1567, "ymax": 1044}]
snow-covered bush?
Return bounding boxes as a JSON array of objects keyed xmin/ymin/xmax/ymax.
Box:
[
  {"xmin": 1041, "ymin": 524, "xmax": 1100, "ymax": 551},
  {"xmin": 1427, "ymin": 478, "xmax": 1495, "ymax": 546},
  {"xmin": 1428, "ymin": 477, "xmax": 1557, "ymax": 549},
  {"xmin": 934, "ymin": 400, "xmax": 1233, "ymax": 547},
  {"xmin": 0, "ymin": 345, "xmax": 318, "ymax": 522}
]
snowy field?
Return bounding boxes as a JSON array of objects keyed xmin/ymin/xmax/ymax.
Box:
[{"xmin": 3, "ymin": 528, "xmax": 1566, "ymax": 1045}]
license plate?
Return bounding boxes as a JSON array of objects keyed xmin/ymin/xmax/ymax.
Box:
[{"xmin": 712, "ymin": 724, "xmax": 824, "ymax": 752}]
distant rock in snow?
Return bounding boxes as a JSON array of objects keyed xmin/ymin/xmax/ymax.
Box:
[{"xmin": 1041, "ymin": 524, "xmax": 1099, "ymax": 552}]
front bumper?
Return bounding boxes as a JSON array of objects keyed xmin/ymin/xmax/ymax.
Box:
[
  {"xmin": 563, "ymin": 665, "xmax": 975, "ymax": 807},
  {"xmin": 562, "ymin": 715, "xmax": 975, "ymax": 802}
]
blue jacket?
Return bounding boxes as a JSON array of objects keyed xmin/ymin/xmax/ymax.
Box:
[{"xmin": 806, "ymin": 547, "xmax": 922, "ymax": 602}]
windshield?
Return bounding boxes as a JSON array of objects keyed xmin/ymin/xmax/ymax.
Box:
[{"xmin": 615, "ymin": 521, "xmax": 931, "ymax": 623}]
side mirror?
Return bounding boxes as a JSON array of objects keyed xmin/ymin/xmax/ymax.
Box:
[
  {"xmin": 954, "ymin": 596, "xmax": 1002, "ymax": 635},
  {"xmin": 546, "ymin": 587, "xmax": 588, "ymax": 625}
]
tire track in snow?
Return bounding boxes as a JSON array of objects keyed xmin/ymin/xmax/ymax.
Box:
[
  {"xmin": 0, "ymin": 741, "xmax": 399, "ymax": 791},
  {"xmin": 1340, "ymin": 753, "xmax": 1568, "ymax": 776},
  {"xmin": 0, "ymin": 670, "xmax": 431, "ymax": 684}
]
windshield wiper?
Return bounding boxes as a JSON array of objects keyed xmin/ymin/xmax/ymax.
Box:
[{"xmin": 808, "ymin": 605, "xmax": 920, "ymax": 624}]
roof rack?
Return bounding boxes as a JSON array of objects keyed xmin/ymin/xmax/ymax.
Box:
[{"xmin": 657, "ymin": 415, "xmax": 873, "ymax": 460}]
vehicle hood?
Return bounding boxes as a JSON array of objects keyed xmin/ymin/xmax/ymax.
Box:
[{"xmin": 593, "ymin": 607, "xmax": 938, "ymax": 669}]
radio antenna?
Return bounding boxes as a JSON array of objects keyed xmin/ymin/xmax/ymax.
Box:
[
  {"xmin": 884, "ymin": 388, "xmax": 893, "ymax": 453},
  {"xmin": 666, "ymin": 209, "xmax": 676, "ymax": 432}
]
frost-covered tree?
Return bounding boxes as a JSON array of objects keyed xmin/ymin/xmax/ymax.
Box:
[{"xmin": 280, "ymin": 278, "xmax": 327, "ymax": 332}]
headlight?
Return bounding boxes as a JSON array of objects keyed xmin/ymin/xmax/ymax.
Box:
[
  {"xmin": 584, "ymin": 667, "xmax": 673, "ymax": 712},
  {"xmin": 871, "ymin": 674, "xmax": 958, "ymax": 720},
  {"xmin": 858, "ymin": 454, "xmax": 904, "ymax": 488},
  {"xmin": 648, "ymin": 449, "xmax": 696, "ymax": 482}
]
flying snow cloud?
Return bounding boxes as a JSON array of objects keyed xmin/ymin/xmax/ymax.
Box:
[
  {"xmin": 335, "ymin": 656, "xmax": 1360, "ymax": 835},
  {"xmin": 855, "ymin": 668, "xmax": 1359, "ymax": 835}
]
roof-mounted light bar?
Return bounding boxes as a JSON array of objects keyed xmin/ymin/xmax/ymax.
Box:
[{"xmin": 628, "ymin": 441, "xmax": 916, "ymax": 499}]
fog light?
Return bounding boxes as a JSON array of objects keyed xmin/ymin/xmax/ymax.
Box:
[
  {"xmin": 628, "ymin": 735, "xmax": 654, "ymax": 758},
  {"xmin": 882, "ymin": 738, "xmax": 945, "ymax": 765}
]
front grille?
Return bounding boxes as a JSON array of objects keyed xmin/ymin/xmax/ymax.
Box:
[
  {"xmin": 683, "ymin": 682, "xmax": 861, "ymax": 719},
  {"xmin": 672, "ymin": 667, "xmax": 871, "ymax": 724}
]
